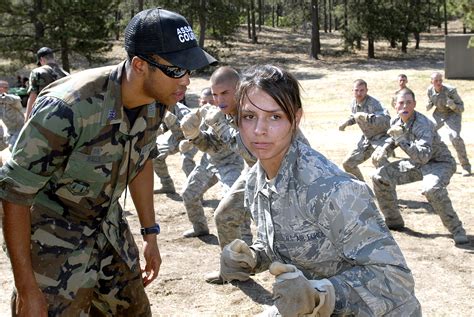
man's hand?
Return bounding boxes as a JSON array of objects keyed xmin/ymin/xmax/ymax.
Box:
[
  {"xmin": 447, "ymin": 99, "xmax": 457, "ymax": 111},
  {"xmin": 387, "ymin": 125, "xmax": 406, "ymax": 144},
  {"xmin": 180, "ymin": 110, "xmax": 202, "ymax": 139},
  {"xmin": 141, "ymin": 235, "xmax": 162, "ymax": 287},
  {"xmin": 372, "ymin": 146, "xmax": 388, "ymax": 166},
  {"xmin": 179, "ymin": 139, "xmax": 194, "ymax": 153},
  {"xmin": 204, "ymin": 106, "xmax": 225, "ymax": 127},
  {"xmin": 353, "ymin": 112, "xmax": 368, "ymax": 122},
  {"xmin": 270, "ymin": 261, "xmax": 335, "ymax": 317},
  {"xmin": 338, "ymin": 121, "xmax": 348, "ymax": 131},
  {"xmin": 162, "ymin": 111, "xmax": 178, "ymax": 128},
  {"xmin": 14, "ymin": 288, "xmax": 48, "ymax": 317},
  {"xmin": 220, "ymin": 239, "xmax": 256, "ymax": 282}
]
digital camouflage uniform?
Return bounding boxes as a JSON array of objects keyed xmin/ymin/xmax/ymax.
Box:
[
  {"xmin": 27, "ymin": 62, "xmax": 69, "ymax": 96},
  {"xmin": 194, "ymin": 114, "xmax": 256, "ymax": 248},
  {"xmin": 182, "ymin": 122, "xmax": 244, "ymax": 235},
  {"xmin": 372, "ymin": 111, "xmax": 467, "ymax": 239},
  {"xmin": 0, "ymin": 61, "xmax": 163, "ymax": 316},
  {"xmin": 0, "ymin": 93, "xmax": 24, "ymax": 150},
  {"xmin": 246, "ymin": 139, "xmax": 421, "ymax": 316},
  {"xmin": 341, "ymin": 95, "xmax": 391, "ymax": 181},
  {"xmin": 153, "ymin": 102, "xmax": 197, "ymax": 192},
  {"xmin": 427, "ymin": 83, "xmax": 471, "ymax": 173}
]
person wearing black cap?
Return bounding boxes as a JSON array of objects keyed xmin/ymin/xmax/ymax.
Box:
[
  {"xmin": 25, "ymin": 46, "xmax": 69, "ymax": 119},
  {"xmin": 1, "ymin": 8, "xmax": 216, "ymax": 316}
]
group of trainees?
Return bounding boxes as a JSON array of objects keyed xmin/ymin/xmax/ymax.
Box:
[{"xmin": 167, "ymin": 65, "xmax": 423, "ymax": 316}]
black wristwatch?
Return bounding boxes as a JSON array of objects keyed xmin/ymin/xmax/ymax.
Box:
[{"xmin": 140, "ymin": 223, "xmax": 161, "ymax": 236}]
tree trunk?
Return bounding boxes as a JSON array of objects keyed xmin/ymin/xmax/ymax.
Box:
[
  {"xmin": 258, "ymin": 0, "xmax": 262, "ymax": 31},
  {"xmin": 272, "ymin": 4, "xmax": 275, "ymax": 27},
  {"xmin": 198, "ymin": 0, "xmax": 207, "ymax": 48},
  {"xmin": 310, "ymin": 0, "xmax": 321, "ymax": 59},
  {"xmin": 368, "ymin": 37, "xmax": 375, "ymax": 58},
  {"xmin": 401, "ymin": 33, "xmax": 408, "ymax": 53},
  {"xmin": 343, "ymin": 0, "xmax": 348, "ymax": 30},
  {"xmin": 329, "ymin": 0, "xmax": 332, "ymax": 32},
  {"xmin": 414, "ymin": 31, "xmax": 420, "ymax": 48},
  {"xmin": 247, "ymin": 5, "xmax": 251, "ymax": 39},
  {"xmin": 251, "ymin": 0, "xmax": 257, "ymax": 43},
  {"xmin": 323, "ymin": 0, "xmax": 328, "ymax": 33},
  {"xmin": 443, "ymin": 0, "xmax": 448, "ymax": 35},
  {"xmin": 137, "ymin": 0, "xmax": 144, "ymax": 12},
  {"xmin": 31, "ymin": 0, "xmax": 45, "ymax": 47}
]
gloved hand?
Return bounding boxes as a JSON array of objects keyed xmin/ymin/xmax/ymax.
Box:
[
  {"xmin": 163, "ymin": 110, "xmax": 177, "ymax": 128},
  {"xmin": 180, "ymin": 109, "xmax": 202, "ymax": 140},
  {"xmin": 446, "ymin": 99, "xmax": 457, "ymax": 111},
  {"xmin": 371, "ymin": 145, "xmax": 388, "ymax": 167},
  {"xmin": 179, "ymin": 139, "xmax": 194, "ymax": 153},
  {"xmin": 353, "ymin": 112, "xmax": 368, "ymax": 123},
  {"xmin": 204, "ymin": 105, "xmax": 225, "ymax": 127},
  {"xmin": 220, "ymin": 239, "xmax": 256, "ymax": 282},
  {"xmin": 387, "ymin": 125, "xmax": 406, "ymax": 145},
  {"xmin": 270, "ymin": 262, "xmax": 336, "ymax": 317},
  {"xmin": 338, "ymin": 121, "xmax": 348, "ymax": 131}
]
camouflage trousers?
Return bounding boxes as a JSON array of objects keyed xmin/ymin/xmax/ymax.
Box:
[
  {"xmin": 214, "ymin": 172, "xmax": 253, "ymax": 249},
  {"xmin": 372, "ymin": 158, "xmax": 465, "ymax": 234},
  {"xmin": 153, "ymin": 134, "xmax": 197, "ymax": 183},
  {"xmin": 433, "ymin": 111, "xmax": 471, "ymax": 170},
  {"xmin": 182, "ymin": 163, "xmax": 242, "ymax": 232},
  {"xmin": 342, "ymin": 136, "xmax": 389, "ymax": 181},
  {"xmin": 15, "ymin": 231, "xmax": 151, "ymax": 317}
]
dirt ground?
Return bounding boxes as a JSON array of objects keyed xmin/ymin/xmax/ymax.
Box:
[{"xmin": 0, "ymin": 23, "xmax": 473, "ymax": 316}]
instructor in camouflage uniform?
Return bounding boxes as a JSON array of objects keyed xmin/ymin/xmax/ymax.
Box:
[
  {"xmin": 0, "ymin": 80, "xmax": 24, "ymax": 150},
  {"xmin": 26, "ymin": 46, "xmax": 69, "ymax": 118},
  {"xmin": 372, "ymin": 88, "xmax": 469, "ymax": 245},
  {"xmin": 427, "ymin": 72, "xmax": 471, "ymax": 176},
  {"xmin": 339, "ymin": 79, "xmax": 391, "ymax": 181},
  {"xmin": 0, "ymin": 8, "xmax": 216, "ymax": 316},
  {"xmin": 219, "ymin": 65, "xmax": 421, "ymax": 316}
]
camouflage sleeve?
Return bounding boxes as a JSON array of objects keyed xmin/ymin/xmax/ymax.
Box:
[
  {"xmin": 315, "ymin": 180, "xmax": 416, "ymax": 315},
  {"xmin": 426, "ymin": 87, "xmax": 435, "ymax": 111},
  {"xmin": 191, "ymin": 128, "xmax": 225, "ymax": 154},
  {"xmin": 398, "ymin": 124, "xmax": 433, "ymax": 165},
  {"xmin": 367, "ymin": 100, "xmax": 391, "ymax": 130},
  {"xmin": 447, "ymin": 87, "xmax": 464, "ymax": 113},
  {"xmin": 0, "ymin": 96, "xmax": 78, "ymax": 205},
  {"xmin": 27, "ymin": 69, "xmax": 40, "ymax": 94}
]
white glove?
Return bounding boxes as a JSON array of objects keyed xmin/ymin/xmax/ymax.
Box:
[
  {"xmin": 220, "ymin": 239, "xmax": 256, "ymax": 282},
  {"xmin": 270, "ymin": 262, "xmax": 335, "ymax": 317},
  {"xmin": 387, "ymin": 125, "xmax": 406, "ymax": 144},
  {"xmin": 353, "ymin": 112, "xmax": 368, "ymax": 122},
  {"xmin": 447, "ymin": 99, "xmax": 457, "ymax": 111},
  {"xmin": 371, "ymin": 146, "xmax": 388, "ymax": 167},
  {"xmin": 179, "ymin": 139, "xmax": 194, "ymax": 153},
  {"xmin": 163, "ymin": 111, "xmax": 177, "ymax": 128},
  {"xmin": 204, "ymin": 106, "xmax": 225, "ymax": 127},
  {"xmin": 180, "ymin": 109, "xmax": 202, "ymax": 139}
]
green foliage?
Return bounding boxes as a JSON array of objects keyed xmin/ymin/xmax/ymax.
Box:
[{"xmin": 0, "ymin": 0, "xmax": 120, "ymax": 69}]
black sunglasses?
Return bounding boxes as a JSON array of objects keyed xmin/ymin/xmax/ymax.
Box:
[{"xmin": 137, "ymin": 55, "xmax": 190, "ymax": 79}]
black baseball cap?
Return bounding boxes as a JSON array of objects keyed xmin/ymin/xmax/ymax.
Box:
[
  {"xmin": 124, "ymin": 8, "xmax": 217, "ymax": 70},
  {"xmin": 36, "ymin": 47, "xmax": 54, "ymax": 66}
]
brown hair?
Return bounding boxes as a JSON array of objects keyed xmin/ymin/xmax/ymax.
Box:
[{"xmin": 236, "ymin": 64, "xmax": 302, "ymax": 131}]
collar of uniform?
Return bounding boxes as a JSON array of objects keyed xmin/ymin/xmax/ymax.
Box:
[
  {"xmin": 253, "ymin": 140, "xmax": 298, "ymax": 199},
  {"xmin": 101, "ymin": 61, "xmax": 126, "ymax": 126}
]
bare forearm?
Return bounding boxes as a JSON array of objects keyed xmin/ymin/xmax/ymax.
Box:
[
  {"xmin": 26, "ymin": 93, "xmax": 38, "ymax": 120},
  {"xmin": 128, "ymin": 160, "xmax": 155, "ymax": 228},
  {"xmin": 2, "ymin": 200, "xmax": 37, "ymax": 292}
]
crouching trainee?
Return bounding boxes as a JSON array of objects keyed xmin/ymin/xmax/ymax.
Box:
[{"xmin": 220, "ymin": 64, "xmax": 421, "ymax": 316}]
